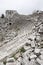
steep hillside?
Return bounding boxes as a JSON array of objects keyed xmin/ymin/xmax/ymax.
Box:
[{"xmin": 0, "ymin": 10, "xmax": 43, "ymax": 65}]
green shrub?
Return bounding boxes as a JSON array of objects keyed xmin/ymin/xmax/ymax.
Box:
[
  {"xmin": 19, "ymin": 47, "xmax": 26, "ymax": 53},
  {"xmin": 3, "ymin": 61, "xmax": 6, "ymax": 65}
]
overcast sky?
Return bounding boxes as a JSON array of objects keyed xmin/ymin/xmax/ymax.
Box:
[{"xmin": 0, "ymin": 0, "xmax": 43, "ymax": 15}]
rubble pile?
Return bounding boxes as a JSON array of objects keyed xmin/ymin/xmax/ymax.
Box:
[{"xmin": 0, "ymin": 10, "xmax": 43, "ymax": 65}]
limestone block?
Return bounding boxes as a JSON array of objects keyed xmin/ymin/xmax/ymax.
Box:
[
  {"xmin": 37, "ymin": 58, "xmax": 43, "ymax": 65},
  {"xmin": 31, "ymin": 41, "xmax": 35, "ymax": 48},
  {"xmin": 7, "ymin": 57, "xmax": 15, "ymax": 62},
  {"xmin": 39, "ymin": 55, "xmax": 43, "ymax": 60},
  {"xmin": 34, "ymin": 48, "xmax": 40, "ymax": 53},
  {"xmin": 30, "ymin": 54, "xmax": 37, "ymax": 59},
  {"xmin": 14, "ymin": 52, "xmax": 21, "ymax": 59}
]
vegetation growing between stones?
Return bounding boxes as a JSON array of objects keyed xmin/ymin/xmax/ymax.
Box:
[
  {"xmin": 12, "ymin": 47, "xmax": 26, "ymax": 60},
  {"xmin": 3, "ymin": 61, "xmax": 6, "ymax": 65},
  {"xmin": 19, "ymin": 47, "xmax": 26, "ymax": 53},
  {"xmin": 13, "ymin": 55, "xmax": 18, "ymax": 60},
  {"xmin": 12, "ymin": 54, "xmax": 18, "ymax": 60}
]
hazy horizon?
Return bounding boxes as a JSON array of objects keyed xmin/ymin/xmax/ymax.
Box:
[{"xmin": 0, "ymin": 0, "xmax": 43, "ymax": 15}]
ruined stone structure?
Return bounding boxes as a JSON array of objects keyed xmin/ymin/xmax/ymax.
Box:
[
  {"xmin": 0, "ymin": 10, "xmax": 43, "ymax": 65},
  {"xmin": 6, "ymin": 10, "xmax": 18, "ymax": 19}
]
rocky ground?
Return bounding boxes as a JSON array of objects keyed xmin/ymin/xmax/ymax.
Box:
[{"xmin": 0, "ymin": 10, "xmax": 43, "ymax": 65}]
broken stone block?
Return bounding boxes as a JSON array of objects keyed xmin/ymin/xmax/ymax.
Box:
[
  {"xmin": 22, "ymin": 50, "xmax": 30, "ymax": 58},
  {"xmin": 17, "ymin": 57, "xmax": 22, "ymax": 62},
  {"xmin": 6, "ymin": 57, "xmax": 16, "ymax": 65},
  {"xmin": 7, "ymin": 57, "xmax": 15, "ymax": 62},
  {"xmin": 36, "ymin": 58, "xmax": 43, "ymax": 65},
  {"xmin": 14, "ymin": 52, "xmax": 21, "ymax": 59},
  {"xmin": 16, "ymin": 61, "xmax": 21, "ymax": 65},
  {"xmin": 38, "ymin": 42, "xmax": 40, "ymax": 46},
  {"xmin": 17, "ymin": 57, "xmax": 23, "ymax": 65},
  {"xmin": 31, "ymin": 41, "xmax": 35, "ymax": 48},
  {"xmin": 24, "ymin": 45, "xmax": 31, "ymax": 50},
  {"xmin": 22, "ymin": 56, "xmax": 29, "ymax": 65},
  {"xmin": 30, "ymin": 54, "xmax": 37, "ymax": 59},
  {"xmin": 40, "ymin": 49, "xmax": 43, "ymax": 55},
  {"xmin": 25, "ymin": 40, "xmax": 31, "ymax": 45},
  {"xmin": 34, "ymin": 48, "xmax": 41, "ymax": 57},
  {"xmin": 39, "ymin": 55, "xmax": 43, "ymax": 60},
  {"xmin": 29, "ymin": 59, "xmax": 36, "ymax": 65},
  {"xmin": 34, "ymin": 48, "xmax": 40, "ymax": 54}
]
